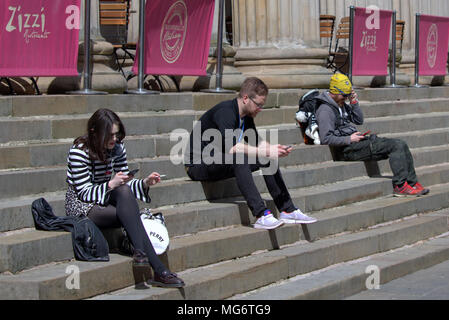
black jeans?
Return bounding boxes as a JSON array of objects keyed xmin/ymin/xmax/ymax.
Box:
[
  {"xmin": 342, "ymin": 135, "xmax": 418, "ymax": 186},
  {"xmin": 88, "ymin": 185, "xmax": 167, "ymax": 275},
  {"xmin": 186, "ymin": 157, "xmax": 296, "ymax": 218}
]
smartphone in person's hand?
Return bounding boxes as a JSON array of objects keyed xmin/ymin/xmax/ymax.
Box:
[{"xmin": 362, "ymin": 130, "xmax": 371, "ymax": 136}]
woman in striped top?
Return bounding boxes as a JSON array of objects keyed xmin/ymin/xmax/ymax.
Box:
[{"xmin": 65, "ymin": 108, "xmax": 184, "ymax": 288}]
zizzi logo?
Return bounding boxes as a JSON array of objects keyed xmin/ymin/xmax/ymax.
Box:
[
  {"xmin": 5, "ymin": 5, "xmax": 80, "ymax": 44},
  {"xmin": 360, "ymin": 30, "xmax": 377, "ymax": 52}
]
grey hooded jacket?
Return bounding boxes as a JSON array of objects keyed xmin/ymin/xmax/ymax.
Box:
[{"xmin": 315, "ymin": 91, "xmax": 364, "ymax": 146}]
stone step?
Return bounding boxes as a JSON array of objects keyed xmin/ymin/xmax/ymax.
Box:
[
  {"xmin": 1, "ymin": 122, "xmax": 449, "ymax": 171},
  {"xmin": 356, "ymin": 86, "xmax": 449, "ymax": 102},
  {"xmin": 0, "ymin": 93, "xmax": 196, "ymax": 117},
  {"xmin": 1, "ymin": 154, "xmax": 345, "ymax": 202},
  {"xmin": 0, "ymin": 111, "xmax": 196, "ymax": 144},
  {"xmin": 0, "ymin": 106, "xmax": 299, "ymax": 144},
  {"xmin": 0, "ymin": 90, "xmax": 305, "ymax": 117},
  {"xmin": 2, "ymin": 138, "xmax": 442, "ymax": 202},
  {"xmin": 169, "ymin": 159, "xmax": 449, "ymax": 210},
  {"xmin": 2, "ymin": 174, "xmax": 448, "ymax": 277},
  {"xmin": 382, "ymin": 127, "xmax": 449, "ymax": 149},
  {"xmin": 154, "ymin": 191, "xmax": 449, "ymax": 276},
  {"xmin": 2, "ymin": 154, "xmax": 449, "ymax": 234},
  {"xmin": 0, "ymin": 191, "xmax": 66, "ymax": 233},
  {"xmin": 362, "ymin": 111, "xmax": 449, "ymax": 134},
  {"xmin": 89, "ymin": 213, "xmax": 449, "ymax": 300},
  {"xmin": 230, "ymin": 223, "xmax": 449, "ymax": 300},
  {"xmin": 0, "ymin": 123, "xmax": 301, "ymax": 170},
  {"xmin": 0, "ymin": 176, "xmax": 392, "ymax": 273},
  {"xmin": 2, "ymin": 93, "xmax": 449, "ymax": 145},
  {"xmin": 0, "ymin": 229, "xmax": 72, "ymax": 275},
  {"xmin": 2, "ymin": 87, "xmax": 449, "ymax": 118},
  {"xmin": 344, "ymin": 251, "xmax": 449, "ymax": 300},
  {"xmin": 1, "ymin": 205, "xmax": 446, "ymax": 300},
  {"xmin": 360, "ymin": 97, "xmax": 449, "ymax": 119}
]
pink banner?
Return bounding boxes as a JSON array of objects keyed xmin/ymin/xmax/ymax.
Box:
[
  {"xmin": 352, "ymin": 7, "xmax": 392, "ymax": 76},
  {"xmin": 0, "ymin": 0, "xmax": 80, "ymax": 77},
  {"xmin": 418, "ymin": 15, "xmax": 449, "ymax": 76},
  {"xmin": 133, "ymin": 0, "xmax": 215, "ymax": 76}
]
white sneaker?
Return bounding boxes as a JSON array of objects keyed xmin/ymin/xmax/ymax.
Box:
[
  {"xmin": 254, "ymin": 212, "xmax": 284, "ymax": 230},
  {"xmin": 280, "ymin": 209, "xmax": 317, "ymax": 224}
]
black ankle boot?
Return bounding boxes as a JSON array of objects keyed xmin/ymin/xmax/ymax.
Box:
[{"xmin": 150, "ymin": 270, "xmax": 185, "ymax": 288}]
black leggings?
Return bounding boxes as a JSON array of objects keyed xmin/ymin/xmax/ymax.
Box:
[
  {"xmin": 88, "ymin": 185, "xmax": 166, "ymax": 275},
  {"xmin": 186, "ymin": 158, "xmax": 296, "ymax": 218}
]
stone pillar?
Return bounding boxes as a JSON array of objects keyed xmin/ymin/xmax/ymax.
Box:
[{"xmin": 232, "ymin": 0, "xmax": 332, "ymax": 89}]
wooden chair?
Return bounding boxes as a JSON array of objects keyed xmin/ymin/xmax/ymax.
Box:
[
  {"xmin": 327, "ymin": 16, "xmax": 350, "ymax": 74},
  {"xmin": 1, "ymin": 77, "xmax": 41, "ymax": 95},
  {"xmin": 387, "ymin": 19, "xmax": 405, "ymax": 70},
  {"xmin": 99, "ymin": 0, "xmax": 135, "ymax": 77},
  {"xmin": 395, "ymin": 20, "xmax": 405, "ymax": 60},
  {"xmin": 320, "ymin": 15, "xmax": 336, "ymax": 57}
]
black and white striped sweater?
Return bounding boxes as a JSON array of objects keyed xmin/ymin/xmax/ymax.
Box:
[{"xmin": 66, "ymin": 142, "xmax": 150, "ymax": 206}]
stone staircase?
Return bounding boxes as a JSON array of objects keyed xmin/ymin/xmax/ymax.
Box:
[{"xmin": 1, "ymin": 87, "xmax": 449, "ymax": 300}]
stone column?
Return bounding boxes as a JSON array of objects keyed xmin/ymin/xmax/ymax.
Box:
[{"xmin": 232, "ymin": 0, "xmax": 332, "ymax": 89}]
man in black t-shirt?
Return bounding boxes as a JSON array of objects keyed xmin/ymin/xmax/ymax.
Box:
[{"xmin": 184, "ymin": 77, "xmax": 317, "ymax": 229}]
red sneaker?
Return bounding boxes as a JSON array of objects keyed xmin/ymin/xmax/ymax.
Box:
[
  {"xmin": 393, "ymin": 181, "xmax": 422, "ymax": 197},
  {"xmin": 412, "ymin": 182, "xmax": 429, "ymax": 195}
]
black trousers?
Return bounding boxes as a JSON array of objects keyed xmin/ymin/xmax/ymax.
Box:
[
  {"xmin": 342, "ymin": 135, "xmax": 418, "ymax": 187},
  {"xmin": 186, "ymin": 157, "xmax": 296, "ymax": 218},
  {"xmin": 88, "ymin": 185, "xmax": 166, "ymax": 275}
]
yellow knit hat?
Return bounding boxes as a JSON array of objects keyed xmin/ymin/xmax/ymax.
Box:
[{"xmin": 329, "ymin": 73, "xmax": 352, "ymax": 95}]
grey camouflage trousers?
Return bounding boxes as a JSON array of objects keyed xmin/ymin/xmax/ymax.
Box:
[{"xmin": 341, "ymin": 135, "xmax": 418, "ymax": 187}]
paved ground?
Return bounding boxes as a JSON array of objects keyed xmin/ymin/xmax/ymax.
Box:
[{"xmin": 346, "ymin": 259, "xmax": 449, "ymax": 300}]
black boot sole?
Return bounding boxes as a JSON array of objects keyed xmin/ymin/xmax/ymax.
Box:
[{"xmin": 149, "ymin": 280, "xmax": 185, "ymax": 288}]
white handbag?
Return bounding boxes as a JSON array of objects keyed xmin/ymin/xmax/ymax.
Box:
[{"xmin": 140, "ymin": 209, "xmax": 170, "ymax": 255}]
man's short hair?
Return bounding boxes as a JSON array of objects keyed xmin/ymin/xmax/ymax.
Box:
[{"xmin": 238, "ymin": 77, "xmax": 268, "ymax": 98}]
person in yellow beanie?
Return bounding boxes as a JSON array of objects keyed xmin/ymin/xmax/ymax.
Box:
[
  {"xmin": 315, "ymin": 73, "xmax": 429, "ymax": 197},
  {"xmin": 329, "ymin": 73, "xmax": 353, "ymax": 95}
]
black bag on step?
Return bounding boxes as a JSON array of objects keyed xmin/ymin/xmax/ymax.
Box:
[{"xmin": 31, "ymin": 198, "xmax": 109, "ymax": 262}]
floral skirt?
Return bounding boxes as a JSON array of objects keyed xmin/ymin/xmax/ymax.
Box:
[{"xmin": 65, "ymin": 185, "xmax": 95, "ymax": 217}]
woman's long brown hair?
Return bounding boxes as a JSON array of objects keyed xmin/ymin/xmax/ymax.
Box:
[{"xmin": 74, "ymin": 108, "xmax": 126, "ymax": 163}]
